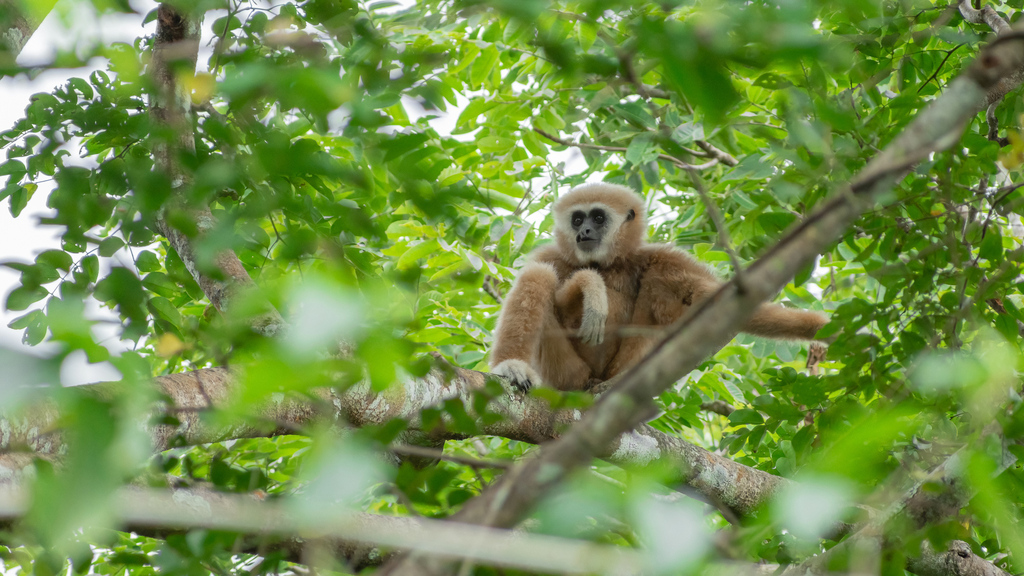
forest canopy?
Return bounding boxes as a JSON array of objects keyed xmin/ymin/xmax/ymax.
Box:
[{"xmin": 1, "ymin": 0, "xmax": 1023, "ymax": 575}]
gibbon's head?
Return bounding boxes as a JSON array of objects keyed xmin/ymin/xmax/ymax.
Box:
[{"xmin": 552, "ymin": 183, "xmax": 646, "ymax": 266}]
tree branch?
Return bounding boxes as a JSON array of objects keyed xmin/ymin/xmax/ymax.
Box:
[
  {"xmin": 907, "ymin": 540, "xmax": 1011, "ymax": 576},
  {"xmin": 700, "ymin": 400, "xmax": 735, "ymax": 417},
  {"xmin": 0, "ymin": 364, "xmax": 1007, "ymax": 576},
  {"xmin": 0, "ymin": 365, "xmax": 787, "ymax": 517},
  {"xmin": 0, "ymin": 0, "xmax": 59, "ymax": 65},
  {"xmin": 959, "ymin": 1, "xmax": 1009, "ymax": 35},
  {"xmin": 694, "ymin": 140, "xmax": 739, "ymax": 167},
  {"xmin": 0, "ymin": 486, "xmax": 644, "ymax": 575},
  {"xmin": 959, "ymin": 0, "xmax": 1024, "ymax": 108},
  {"xmin": 534, "ymin": 128, "xmax": 719, "ymax": 170},
  {"xmin": 985, "ymin": 102, "xmax": 1010, "ymax": 146},
  {"xmin": 149, "ymin": 5, "xmax": 286, "ymax": 337}
]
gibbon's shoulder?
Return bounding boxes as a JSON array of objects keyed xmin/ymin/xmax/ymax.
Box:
[
  {"xmin": 637, "ymin": 243, "xmax": 718, "ymax": 277},
  {"xmin": 529, "ymin": 243, "xmax": 564, "ymax": 264}
]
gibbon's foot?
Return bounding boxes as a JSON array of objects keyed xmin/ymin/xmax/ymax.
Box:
[
  {"xmin": 806, "ymin": 341, "xmax": 828, "ymax": 376},
  {"xmin": 491, "ymin": 359, "xmax": 542, "ymax": 393},
  {"xmin": 578, "ymin": 306, "xmax": 607, "ymax": 345}
]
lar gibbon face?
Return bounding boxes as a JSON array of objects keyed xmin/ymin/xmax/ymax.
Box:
[
  {"xmin": 559, "ymin": 202, "xmax": 636, "ymax": 263},
  {"xmin": 570, "ymin": 207, "xmax": 609, "ymax": 254}
]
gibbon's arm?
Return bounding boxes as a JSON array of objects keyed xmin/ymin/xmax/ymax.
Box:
[
  {"xmin": 645, "ymin": 247, "xmax": 828, "ymax": 340},
  {"xmin": 744, "ymin": 301, "xmax": 828, "ymax": 340},
  {"xmin": 489, "ymin": 262, "xmax": 559, "ymax": 389},
  {"xmin": 555, "ymin": 270, "xmax": 608, "ymax": 345}
]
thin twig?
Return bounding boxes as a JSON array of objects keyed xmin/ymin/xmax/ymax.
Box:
[
  {"xmin": 700, "ymin": 400, "xmax": 735, "ymax": 416},
  {"xmin": 991, "ymin": 181, "xmax": 1024, "ymax": 206},
  {"xmin": 917, "ymin": 44, "xmax": 962, "ymax": 93},
  {"xmin": 985, "ymin": 102, "xmax": 1011, "ymax": 146},
  {"xmin": 695, "ymin": 141, "xmax": 738, "ymax": 167},
  {"xmin": 533, "ymin": 128, "xmax": 718, "ymax": 170},
  {"xmin": 482, "ymin": 276, "xmax": 504, "ymax": 304},
  {"xmin": 389, "ymin": 444, "xmax": 511, "ymax": 469},
  {"xmin": 685, "ymin": 167, "xmax": 748, "ymax": 292}
]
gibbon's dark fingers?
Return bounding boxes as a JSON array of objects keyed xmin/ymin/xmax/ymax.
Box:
[{"xmin": 491, "ymin": 358, "xmax": 542, "ymax": 393}]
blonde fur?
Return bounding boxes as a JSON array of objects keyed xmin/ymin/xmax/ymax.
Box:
[{"xmin": 491, "ymin": 183, "xmax": 828, "ymax": 391}]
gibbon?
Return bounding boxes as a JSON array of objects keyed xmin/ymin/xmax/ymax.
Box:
[{"xmin": 489, "ymin": 183, "xmax": 828, "ymax": 392}]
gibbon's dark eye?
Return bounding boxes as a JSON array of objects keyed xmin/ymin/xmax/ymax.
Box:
[
  {"xmin": 593, "ymin": 213, "xmax": 605, "ymax": 224},
  {"xmin": 571, "ymin": 211, "xmax": 585, "ymax": 227}
]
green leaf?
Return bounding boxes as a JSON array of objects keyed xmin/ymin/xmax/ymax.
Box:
[
  {"xmin": 729, "ymin": 409, "xmax": 764, "ymax": 426},
  {"xmin": 671, "ymin": 122, "xmax": 705, "ymax": 145},
  {"xmin": 148, "ymin": 297, "xmax": 181, "ymax": 326},
  {"xmin": 6, "ymin": 286, "xmax": 48, "ymax": 311},
  {"xmin": 135, "ymin": 250, "xmax": 161, "ymax": 273},
  {"xmin": 37, "ymin": 250, "xmax": 73, "ymax": 272},
  {"xmin": 758, "ymin": 212, "xmax": 797, "ymax": 235},
  {"xmin": 625, "ymin": 134, "xmax": 656, "ymax": 165},
  {"xmin": 23, "ymin": 311, "xmax": 47, "ymax": 345},
  {"xmin": 0, "ymin": 159, "xmax": 26, "ymax": 182},
  {"xmin": 382, "ymin": 133, "xmax": 430, "ymax": 161},
  {"xmin": 98, "ymin": 237, "xmax": 125, "ymax": 257},
  {"xmin": 397, "ymin": 239, "xmax": 440, "ymax": 270},
  {"xmin": 455, "ymin": 98, "xmax": 496, "ymax": 133},
  {"xmin": 477, "ymin": 135, "xmax": 516, "ymax": 153},
  {"xmin": 979, "ymin": 226, "xmax": 1003, "ymax": 263},
  {"xmin": 8, "ymin": 310, "xmax": 39, "ymax": 329},
  {"xmin": 722, "ymin": 155, "xmax": 775, "ymax": 182},
  {"xmin": 141, "ymin": 272, "xmax": 177, "ymax": 297},
  {"xmin": 9, "ymin": 185, "xmax": 28, "ymax": 217},
  {"xmin": 81, "ymin": 255, "xmax": 99, "ymax": 283},
  {"xmin": 470, "ymin": 45, "xmax": 500, "ymax": 88}
]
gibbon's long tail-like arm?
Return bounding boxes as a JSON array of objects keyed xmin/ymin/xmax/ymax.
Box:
[
  {"xmin": 688, "ymin": 273, "xmax": 828, "ymax": 340},
  {"xmin": 744, "ymin": 303, "xmax": 829, "ymax": 340},
  {"xmin": 643, "ymin": 247, "xmax": 828, "ymax": 341}
]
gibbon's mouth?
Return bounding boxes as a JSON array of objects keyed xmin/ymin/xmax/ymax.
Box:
[{"xmin": 576, "ymin": 238, "xmax": 600, "ymax": 252}]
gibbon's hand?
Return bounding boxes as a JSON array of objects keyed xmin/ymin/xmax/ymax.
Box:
[
  {"xmin": 491, "ymin": 359, "xmax": 542, "ymax": 393},
  {"xmin": 578, "ymin": 305, "xmax": 607, "ymax": 345}
]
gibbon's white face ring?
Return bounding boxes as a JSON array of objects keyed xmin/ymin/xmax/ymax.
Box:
[{"xmin": 556, "ymin": 201, "xmax": 623, "ymax": 264}]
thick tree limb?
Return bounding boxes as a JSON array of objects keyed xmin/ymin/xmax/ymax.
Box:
[
  {"xmin": 959, "ymin": 1, "xmax": 1010, "ymax": 36},
  {"xmin": 959, "ymin": 0, "xmax": 1024, "ymax": 108},
  {"xmin": 0, "ymin": 0, "xmax": 59, "ymax": 65},
  {"xmin": 907, "ymin": 541, "xmax": 1011, "ymax": 576},
  {"xmin": 141, "ymin": 493, "xmax": 1009, "ymax": 576},
  {"xmin": 0, "ymin": 365, "xmax": 787, "ymax": 518},
  {"xmin": 149, "ymin": 5, "xmax": 285, "ymax": 337},
  {"xmin": 0, "ymin": 364, "xmax": 999, "ymax": 576},
  {"xmin": 0, "ymin": 486, "xmax": 644, "ymax": 575},
  {"xmin": 378, "ymin": 16, "xmax": 1024, "ymax": 576},
  {"xmin": 711, "ymin": 541, "xmax": 1005, "ymax": 576}
]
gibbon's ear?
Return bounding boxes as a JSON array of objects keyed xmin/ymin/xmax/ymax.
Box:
[{"xmin": 626, "ymin": 209, "xmax": 635, "ymax": 221}]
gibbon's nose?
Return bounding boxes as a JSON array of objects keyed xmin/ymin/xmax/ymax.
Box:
[{"xmin": 578, "ymin": 225, "xmax": 594, "ymax": 238}]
